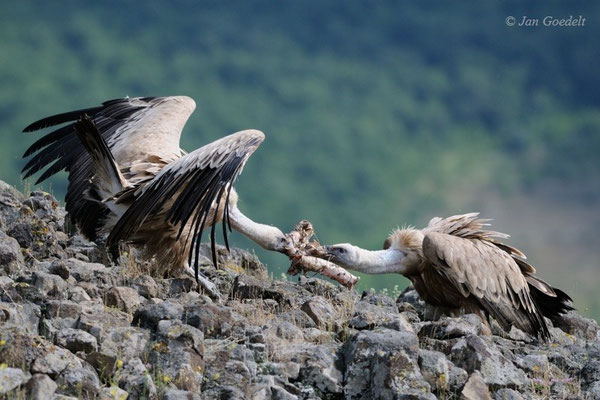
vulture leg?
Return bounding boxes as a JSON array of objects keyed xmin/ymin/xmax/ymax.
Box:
[{"xmin": 183, "ymin": 262, "xmax": 221, "ymax": 300}]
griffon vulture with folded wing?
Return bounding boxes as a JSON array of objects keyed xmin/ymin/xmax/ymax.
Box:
[
  {"xmin": 22, "ymin": 96, "xmax": 289, "ymax": 294},
  {"xmin": 325, "ymin": 213, "xmax": 573, "ymax": 340}
]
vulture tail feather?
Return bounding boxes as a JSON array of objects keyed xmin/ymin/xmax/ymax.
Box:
[{"xmin": 527, "ymin": 276, "xmax": 574, "ymax": 323}]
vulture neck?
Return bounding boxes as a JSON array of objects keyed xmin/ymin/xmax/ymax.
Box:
[
  {"xmin": 351, "ymin": 248, "xmax": 407, "ymax": 275},
  {"xmin": 228, "ymin": 206, "xmax": 285, "ymax": 252}
]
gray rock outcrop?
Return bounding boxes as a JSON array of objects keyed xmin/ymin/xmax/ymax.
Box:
[{"xmin": 1, "ymin": 180, "xmax": 599, "ymax": 399}]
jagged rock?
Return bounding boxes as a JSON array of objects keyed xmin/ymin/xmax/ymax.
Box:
[
  {"xmin": 515, "ymin": 354, "xmax": 549, "ymax": 374},
  {"xmin": 98, "ymin": 326, "xmax": 150, "ymax": 361},
  {"xmin": 297, "ymin": 345, "xmax": 343, "ymax": 396},
  {"xmin": 493, "ymin": 388, "xmax": 524, "ymax": 400},
  {"xmin": 449, "ymin": 363, "xmax": 470, "ymax": 391},
  {"xmin": 44, "ymin": 299, "xmax": 83, "ymax": 319},
  {"xmin": 167, "ymin": 277, "xmax": 197, "ymax": 296},
  {"xmin": 248, "ymin": 375, "xmax": 300, "ymax": 400},
  {"xmin": 547, "ymin": 348, "xmax": 584, "ymax": 374},
  {"xmin": 50, "ymin": 258, "xmax": 107, "ymax": 283},
  {"xmin": 31, "ymin": 346, "xmax": 83, "ymax": 379},
  {"xmin": 25, "ymin": 373, "xmax": 58, "ymax": 399},
  {"xmin": 302, "ymin": 327, "xmax": 334, "ymax": 343},
  {"xmin": 198, "ymin": 245, "xmax": 267, "ymax": 280},
  {"xmin": 184, "ymin": 301, "xmax": 240, "ymax": 338},
  {"xmin": 232, "ymin": 274, "xmax": 274, "ymax": 300},
  {"xmin": 78, "ymin": 307, "xmax": 132, "ymax": 340},
  {"xmin": 0, "ymin": 230, "xmax": 24, "ymax": 275},
  {"xmin": 588, "ymin": 381, "xmax": 600, "ymax": 399},
  {"xmin": 157, "ymin": 320, "xmax": 205, "ymax": 353},
  {"xmin": 277, "ymin": 309, "xmax": 317, "ymax": 329},
  {"xmin": 55, "ymin": 364, "xmax": 101, "ymax": 398},
  {"xmin": 118, "ymin": 358, "xmax": 157, "ymax": 399},
  {"xmin": 360, "ymin": 290, "xmax": 398, "ymax": 307},
  {"xmin": 0, "ymin": 367, "xmax": 31, "ymax": 394},
  {"xmin": 555, "ymin": 311, "xmax": 600, "ymax": 341},
  {"xmin": 419, "ymin": 314, "xmax": 489, "ymax": 339},
  {"xmin": 68, "ymin": 285, "xmax": 92, "ymax": 302},
  {"xmin": 76, "ymin": 281, "xmax": 104, "ymax": 299},
  {"xmin": 130, "ymin": 274, "xmax": 160, "ymax": 299},
  {"xmin": 202, "ymin": 341, "xmax": 256, "ymax": 398},
  {"xmin": 419, "ymin": 349, "xmax": 451, "ymax": 391},
  {"xmin": 344, "ymin": 328, "xmax": 434, "ymax": 399},
  {"xmin": 581, "ymin": 359, "xmax": 600, "ymax": 385},
  {"xmin": 461, "ymin": 371, "xmax": 492, "ymax": 400},
  {"xmin": 0, "ymin": 327, "xmax": 45, "ymax": 370},
  {"xmin": 133, "ymin": 300, "xmax": 184, "ymax": 330},
  {"xmin": 104, "ymin": 286, "xmax": 146, "ymax": 313},
  {"xmin": 397, "ymin": 287, "xmax": 426, "ymax": 313},
  {"xmin": 147, "ymin": 320, "xmax": 205, "ymax": 392},
  {"xmin": 268, "ymin": 318, "xmax": 304, "ymax": 342},
  {"xmin": 5, "ymin": 220, "xmax": 33, "ymax": 249},
  {"xmin": 85, "ymin": 351, "xmax": 117, "ymax": 381},
  {"xmin": 271, "ymin": 385, "xmax": 299, "ymax": 400},
  {"xmin": 349, "ymin": 298, "xmax": 414, "ymax": 332},
  {"xmin": 451, "ymin": 335, "xmax": 529, "ymax": 389},
  {"xmin": 0, "ymin": 300, "xmax": 41, "ymax": 333},
  {"xmin": 65, "ymin": 235, "xmax": 104, "ymax": 264},
  {"xmin": 0, "ymin": 180, "xmax": 23, "ymax": 203},
  {"xmin": 261, "ymin": 362, "xmax": 301, "ymax": 381},
  {"xmin": 301, "ymin": 296, "xmax": 337, "ymax": 329},
  {"xmin": 98, "ymin": 386, "xmax": 129, "ymax": 400},
  {"xmin": 232, "ymin": 275, "xmax": 310, "ymax": 308},
  {"xmin": 162, "ymin": 388, "xmax": 201, "ymax": 399},
  {"xmin": 33, "ymin": 271, "xmax": 68, "ymax": 298},
  {"xmin": 56, "ymin": 328, "xmax": 98, "ymax": 353},
  {"xmin": 23, "ymin": 191, "xmax": 61, "ymax": 220}
]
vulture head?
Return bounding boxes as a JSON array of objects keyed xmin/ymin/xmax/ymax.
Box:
[
  {"xmin": 325, "ymin": 243, "xmax": 363, "ymax": 268},
  {"xmin": 326, "ymin": 239, "xmax": 415, "ymax": 275}
]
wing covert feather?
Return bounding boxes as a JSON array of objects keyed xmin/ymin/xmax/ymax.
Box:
[{"xmin": 422, "ymin": 231, "xmax": 549, "ymax": 338}]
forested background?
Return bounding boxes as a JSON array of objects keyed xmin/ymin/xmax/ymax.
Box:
[{"xmin": 1, "ymin": 1, "xmax": 599, "ymax": 319}]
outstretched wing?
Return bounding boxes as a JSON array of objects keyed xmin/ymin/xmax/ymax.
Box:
[
  {"xmin": 107, "ymin": 129, "xmax": 265, "ymax": 281},
  {"xmin": 22, "ymin": 96, "xmax": 196, "ymax": 239},
  {"xmin": 422, "ymin": 231, "xmax": 550, "ymax": 340}
]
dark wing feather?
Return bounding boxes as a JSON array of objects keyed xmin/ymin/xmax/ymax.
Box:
[
  {"xmin": 107, "ymin": 129, "xmax": 265, "ymax": 282},
  {"xmin": 73, "ymin": 115, "xmax": 128, "ymax": 197},
  {"xmin": 23, "ymin": 105, "xmax": 106, "ymax": 133},
  {"xmin": 422, "ymin": 232, "xmax": 550, "ymax": 340},
  {"xmin": 22, "ymin": 96, "xmax": 195, "ymax": 240}
]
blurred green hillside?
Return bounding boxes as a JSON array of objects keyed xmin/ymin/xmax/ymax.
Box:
[{"xmin": 1, "ymin": 1, "xmax": 599, "ymax": 319}]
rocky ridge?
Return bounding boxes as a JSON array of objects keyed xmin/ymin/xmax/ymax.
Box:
[{"xmin": 1, "ymin": 180, "xmax": 600, "ymax": 399}]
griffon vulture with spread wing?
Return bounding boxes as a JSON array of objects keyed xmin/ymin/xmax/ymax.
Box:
[
  {"xmin": 325, "ymin": 213, "xmax": 573, "ymax": 340},
  {"xmin": 22, "ymin": 96, "xmax": 289, "ymax": 294}
]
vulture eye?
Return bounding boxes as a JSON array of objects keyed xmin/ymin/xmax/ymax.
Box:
[{"xmin": 337, "ymin": 247, "xmax": 346, "ymax": 255}]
